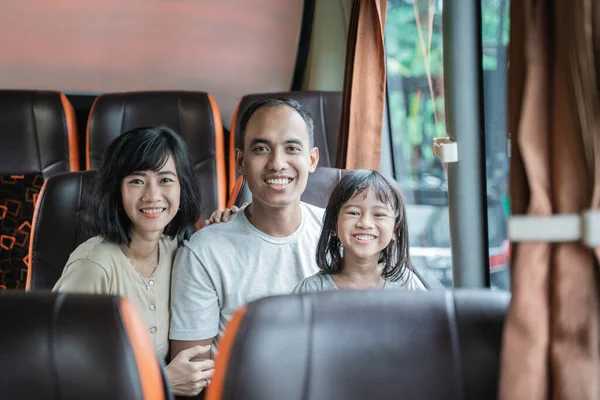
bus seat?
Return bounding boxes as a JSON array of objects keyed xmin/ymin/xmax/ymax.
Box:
[
  {"xmin": 86, "ymin": 91, "xmax": 226, "ymax": 220},
  {"xmin": 0, "ymin": 90, "xmax": 79, "ymax": 290},
  {"xmin": 207, "ymin": 290, "xmax": 509, "ymax": 400},
  {"xmin": 0, "ymin": 292, "xmax": 172, "ymax": 400},
  {"xmin": 227, "ymin": 166, "xmax": 348, "ymax": 209},
  {"xmin": 228, "ymin": 91, "xmax": 342, "ymax": 192},
  {"xmin": 27, "ymin": 171, "xmax": 96, "ymax": 291}
]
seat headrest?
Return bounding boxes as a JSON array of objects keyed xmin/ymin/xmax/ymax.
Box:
[
  {"xmin": 208, "ymin": 290, "xmax": 509, "ymax": 400},
  {"xmin": 86, "ymin": 91, "xmax": 226, "ymax": 217},
  {"xmin": 0, "ymin": 292, "xmax": 171, "ymax": 400},
  {"xmin": 229, "ymin": 91, "xmax": 342, "ymax": 189},
  {"xmin": 0, "ymin": 90, "xmax": 79, "ymax": 176},
  {"xmin": 230, "ymin": 166, "xmax": 349, "ymax": 208},
  {"xmin": 27, "ymin": 171, "xmax": 96, "ymax": 290}
]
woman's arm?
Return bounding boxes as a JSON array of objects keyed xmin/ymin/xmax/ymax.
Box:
[
  {"xmin": 52, "ymin": 259, "xmax": 110, "ymax": 293},
  {"xmin": 168, "ymin": 340, "xmax": 215, "ymax": 397}
]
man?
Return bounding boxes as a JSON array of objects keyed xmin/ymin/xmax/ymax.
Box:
[{"xmin": 169, "ymin": 99, "xmax": 322, "ymax": 364}]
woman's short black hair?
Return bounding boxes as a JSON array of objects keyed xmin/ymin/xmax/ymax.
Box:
[
  {"xmin": 83, "ymin": 125, "xmax": 201, "ymax": 246},
  {"xmin": 316, "ymin": 169, "xmax": 413, "ymax": 283}
]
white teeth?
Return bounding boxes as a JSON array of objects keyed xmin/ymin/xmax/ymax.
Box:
[
  {"xmin": 141, "ymin": 208, "xmax": 164, "ymax": 214},
  {"xmin": 265, "ymin": 178, "xmax": 292, "ymax": 185},
  {"xmin": 354, "ymin": 235, "xmax": 376, "ymax": 241}
]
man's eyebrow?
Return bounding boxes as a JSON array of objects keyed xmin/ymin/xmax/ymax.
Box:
[
  {"xmin": 249, "ymin": 138, "xmax": 272, "ymax": 146},
  {"xmin": 284, "ymin": 139, "xmax": 304, "ymax": 146}
]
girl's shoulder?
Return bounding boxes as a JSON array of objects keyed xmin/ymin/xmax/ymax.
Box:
[
  {"xmin": 385, "ymin": 269, "xmax": 427, "ymax": 291},
  {"xmin": 292, "ymin": 272, "xmax": 336, "ymax": 294}
]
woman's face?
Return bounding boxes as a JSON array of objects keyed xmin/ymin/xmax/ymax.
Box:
[{"xmin": 120, "ymin": 155, "xmax": 181, "ymax": 238}]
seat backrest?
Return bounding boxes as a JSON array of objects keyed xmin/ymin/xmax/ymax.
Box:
[
  {"xmin": 86, "ymin": 91, "xmax": 226, "ymax": 220},
  {"xmin": 208, "ymin": 290, "xmax": 509, "ymax": 400},
  {"xmin": 0, "ymin": 90, "xmax": 79, "ymax": 176},
  {"xmin": 0, "ymin": 292, "xmax": 172, "ymax": 400},
  {"xmin": 0, "ymin": 90, "xmax": 79, "ymax": 290},
  {"xmin": 229, "ymin": 91, "xmax": 342, "ymax": 191},
  {"xmin": 228, "ymin": 166, "xmax": 349, "ymax": 209},
  {"xmin": 27, "ymin": 171, "xmax": 96, "ymax": 290}
]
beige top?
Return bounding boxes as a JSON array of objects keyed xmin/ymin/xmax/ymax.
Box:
[{"xmin": 53, "ymin": 236, "xmax": 178, "ymax": 360}]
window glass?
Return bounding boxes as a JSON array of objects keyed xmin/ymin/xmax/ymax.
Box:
[
  {"xmin": 385, "ymin": 0, "xmax": 510, "ymax": 290},
  {"xmin": 482, "ymin": 0, "xmax": 510, "ymax": 291},
  {"xmin": 385, "ymin": 0, "xmax": 449, "ymax": 288}
]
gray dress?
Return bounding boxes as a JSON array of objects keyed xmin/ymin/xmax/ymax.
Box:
[{"xmin": 292, "ymin": 270, "xmax": 427, "ymax": 293}]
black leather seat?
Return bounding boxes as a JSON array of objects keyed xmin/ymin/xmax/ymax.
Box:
[
  {"xmin": 0, "ymin": 292, "xmax": 172, "ymax": 400},
  {"xmin": 27, "ymin": 171, "xmax": 96, "ymax": 290},
  {"xmin": 86, "ymin": 91, "xmax": 226, "ymax": 220},
  {"xmin": 228, "ymin": 91, "xmax": 342, "ymax": 191},
  {"xmin": 228, "ymin": 166, "xmax": 348, "ymax": 208},
  {"xmin": 0, "ymin": 90, "xmax": 79, "ymax": 177},
  {"xmin": 0, "ymin": 90, "xmax": 79, "ymax": 289},
  {"xmin": 207, "ymin": 290, "xmax": 509, "ymax": 400}
]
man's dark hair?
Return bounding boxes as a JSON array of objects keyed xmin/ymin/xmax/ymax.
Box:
[
  {"xmin": 237, "ymin": 98, "xmax": 315, "ymax": 149},
  {"xmin": 82, "ymin": 125, "xmax": 201, "ymax": 246}
]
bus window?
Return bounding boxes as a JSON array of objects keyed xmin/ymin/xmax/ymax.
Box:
[
  {"xmin": 385, "ymin": 0, "xmax": 510, "ymax": 290},
  {"xmin": 482, "ymin": 0, "xmax": 510, "ymax": 290},
  {"xmin": 385, "ymin": 0, "xmax": 449, "ymax": 287}
]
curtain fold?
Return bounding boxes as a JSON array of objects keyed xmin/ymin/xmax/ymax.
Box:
[
  {"xmin": 500, "ymin": 0, "xmax": 600, "ymax": 398},
  {"xmin": 336, "ymin": 0, "xmax": 387, "ymax": 170}
]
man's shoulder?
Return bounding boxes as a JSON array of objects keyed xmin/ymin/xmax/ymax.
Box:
[
  {"xmin": 189, "ymin": 212, "xmax": 248, "ymax": 242},
  {"xmin": 301, "ymin": 202, "xmax": 325, "ymax": 223}
]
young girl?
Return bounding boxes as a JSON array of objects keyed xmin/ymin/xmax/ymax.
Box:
[{"xmin": 293, "ymin": 169, "xmax": 425, "ymax": 292}]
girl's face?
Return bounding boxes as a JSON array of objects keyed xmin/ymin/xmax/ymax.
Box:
[
  {"xmin": 120, "ymin": 155, "xmax": 181, "ymax": 239},
  {"xmin": 336, "ymin": 188, "xmax": 397, "ymax": 264}
]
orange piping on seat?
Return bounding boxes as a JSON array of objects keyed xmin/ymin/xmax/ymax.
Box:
[
  {"xmin": 85, "ymin": 97, "xmax": 100, "ymax": 170},
  {"xmin": 60, "ymin": 93, "xmax": 80, "ymax": 171},
  {"xmin": 206, "ymin": 306, "xmax": 247, "ymax": 400},
  {"xmin": 228, "ymin": 103, "xmax": 241, "ymax": 194},
  {"xmin": 25, "ymin": 178, "xmax": 48, "ymax": 292},
  {"xmin": 207, "ymin": 93, "xmax": 226, "ymax": 210},
  {"xmin": 226, "ymin": 176, "xmax": 244, "ymax": 209},
  {"xmin": 120, "ymin": 298, "xmax": 166, "ymax": 400}
]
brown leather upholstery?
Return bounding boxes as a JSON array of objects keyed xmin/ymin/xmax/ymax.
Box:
[
  {"xmin": 0, "ymin": 90, "xmax": 79, "ymax": 176},
  {"xmin": 208, "ymin": 290, "xmax": 509, "ymax": 400},
  {"xmin": 86, "ymin": 91, "xmax": 226, "ymax": 219},
  {"xmin": 0, "ymin": 292, "xmax": 171, "ymax": 400},
  {"xmin": 229, "ymin": 91, "xmax": 342, "ymax": 191},
  {"xmin": 230, "ymin": 166, "xmax": 349, "ymax": 208},
  {"xmin": 27, "ymin": 171, "xmax": 96, "ymax": 290}
]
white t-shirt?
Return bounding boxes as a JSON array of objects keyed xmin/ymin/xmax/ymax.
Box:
[{"xmin": 169, "ymin": 202, "xmax": 323, "ymax": 347}]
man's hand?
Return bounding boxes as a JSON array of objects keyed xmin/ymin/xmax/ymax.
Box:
[{"xmin": 165, "ymin": 345, "xmax": 215, "ymax": 396}]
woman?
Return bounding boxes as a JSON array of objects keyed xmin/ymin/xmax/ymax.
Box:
[{"xmin": 53, "ymin": 126, "xmax": 214, "ymax": 397}]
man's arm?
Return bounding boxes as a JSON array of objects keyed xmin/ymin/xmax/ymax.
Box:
[
  {"xmin": 170, "ymin": 244, "xmax": 221, "ymax": 352},
  {"xmin": 171, "ymin": 339, "xmax": 213, "ymax": 361}
]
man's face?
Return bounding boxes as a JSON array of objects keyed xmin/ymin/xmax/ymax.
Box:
[{"xmin": 236, "ymin": 105, "xmax": 319, "ymax": 210}]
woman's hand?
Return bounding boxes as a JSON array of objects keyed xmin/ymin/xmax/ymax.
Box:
[
  {"xmin": 204, "ymin": 202, "xmax": 249, "ymax": 226},
  {"xmin": 165, "ymin": 345, "xmax": 215, "ymax": 396}
]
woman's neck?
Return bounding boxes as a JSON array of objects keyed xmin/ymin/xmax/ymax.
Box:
[{"xmin": 122, "ymin": 230, "xmax": 161, "ymax": 277}]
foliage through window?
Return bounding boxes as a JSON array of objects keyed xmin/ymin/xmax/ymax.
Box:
[{"xmin": 385, "ymin": 0, "xmax": 510, "ymax": 290}]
